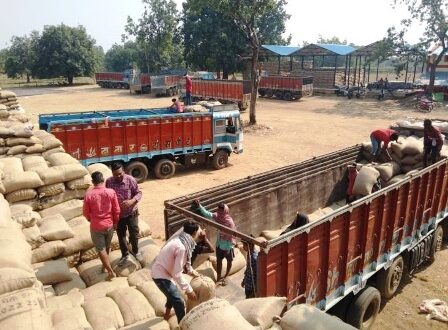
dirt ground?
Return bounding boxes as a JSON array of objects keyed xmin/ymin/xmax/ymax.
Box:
[{"xmin": 18, "ymin": 85, "xmax": 448, "ymax": 329}]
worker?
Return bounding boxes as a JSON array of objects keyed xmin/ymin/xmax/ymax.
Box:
[
  {"xmin": 370, "ymin": 128, "xmax": 399, "ymax": 160},
  {"xmin": 185, "ymin": 74, "xmax": 192, "ymax": 106},
  {"xmin": 346, "ymin": 163, "xmax": 359, "ymax": 203},
  {"xmin": 195, "ymin": 200, "xmax": 236, "ymax": 286},
  {"xmin": 423, "ymin": 119, "xmax": 444, "ymax": 167},
  {"xmin": 106, "ymin": 163, "xmax": 142, "ymax": 265},
  {"xmin": 151, "ymin": 221, "xmax": 199, "ymax": 323},
  {"xmin": 170, "ymin": 98, "xmax": 183, "ymax": 113},
  {"xmin": 280, "ymin": 212, "xmax": 309, "ymax": 235},
  {"xmin": 83, "ymin": 171, "xmax": 120, "ymax": 281},
  {"xmin": 241, "ymin": 236, "xmax": 258, "ymax": 298},
  {"xmin": 189, "ymin": 201, "xmax": 215, "ymax": 265}
]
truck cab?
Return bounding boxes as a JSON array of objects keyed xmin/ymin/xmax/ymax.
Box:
[{"xmin": 212, "ymin": 106, "xmax": 243, "ymax": 157}]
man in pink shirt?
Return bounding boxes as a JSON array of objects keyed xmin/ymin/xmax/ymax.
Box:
[
  {"xmin": 83, "ymin": 171, "xmax": 120, "ymax": 280},
  {"xmin": 170, "ymin": 98, "xmax": 184, "ymax": 113},
  {"xmin": 151, "ymin": 221, "xmax": 200, "ymax": 323}
]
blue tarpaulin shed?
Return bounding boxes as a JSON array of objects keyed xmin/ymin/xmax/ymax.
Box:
[{"xmin": 260, "ymin": 45, "xmax": 300, "ymax": 56}]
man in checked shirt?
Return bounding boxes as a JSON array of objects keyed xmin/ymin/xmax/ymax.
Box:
[{"xmin": 106, "ymin": 162, "xmax": 143, "ymax": 264}]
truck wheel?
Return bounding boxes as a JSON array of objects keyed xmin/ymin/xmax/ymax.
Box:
[
  {"xmin": 258, "ymin": 89, "xmax": 266, "ymax": 97},
  {"xmin": 154, "ymin": 159, "xmax": 176, "ymax": 179},
  {"xmin": 275, "ymin": 91, "xmax": 284, "ymax": 99},
  {"xmin": 283, "ymin": 92, "xmax": 292, "ymax": 101},
  {"xmin": 125, "ymin": 161, "xmax": 148, "ymax": 183},
  {"xmin": 430, "ymin": 226, "xmax": 444, "ymax": 261},
  {"xmin": 266, "ymin": 89, "xmax": 274, "ymax": 98},
  {"xmin": 212, "ymin": 150, "xmax": 229, "ymax": 170},
  {"xmin": 377, "ymin": 256, "xmax": 404, "ymax": 299},
  {"xmin": 346, "ymin": 286, "xmax": 381, "ymax": 330}
]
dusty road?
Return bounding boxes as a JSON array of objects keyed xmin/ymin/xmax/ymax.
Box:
[{"xmin": 18, "ymin": 85, "xmax": 448, "ymax": 329}]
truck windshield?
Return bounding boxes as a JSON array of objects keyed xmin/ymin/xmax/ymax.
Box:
[{"xmin": 226, "ymin": 117, "xmax": 236, "ymax": 134}]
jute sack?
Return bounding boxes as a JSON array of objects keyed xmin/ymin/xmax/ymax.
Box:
[
  {"xmin": 0, "ymin": 127, "xmax": 14, "ymax": 137},
  {"xmin": 83, "ymin": 297, "xmax": 125, "ymax": 330},
  {"xmin": 33, "ymin": 259, "xmax": 72, "ymax": 285},
  {"xmin": 52, "ymin": 306, "xmax": 92, "ymax": 330},
  {"xmin": 39, "ymin": 189, "xmax": 85, "ymax": 210},
  {"xmin": 402, "ymin": 136, "xmax": 424, "ymax": 155},
  {"xmin": 22, "ymin": 224, "xmax": 45, "ymax": 249},
  {"xmin": 6, "ymin": 144, "xmax": 27, "ymax": 155},
  {"xmin": 0, "ymin": 197, "xmax": 12, "ymax": 226},
  {"xmin": 195, "ymin": 260, "xmax": 217, "ymax": 282},
  {"xmin": 113, "ymin": 254, "xmax": 142, "ymax": 277},
  {"xmin": 39, "ymin": 214, "xmax": 75, "ymax": 240},
  {"xmin": 0, "ymin": 267, "xmax": 37, "ymax": 295},
  {"xmin": 81, "ymin": 277, "xmax": 129, "ymax": 301},
  {"xmin": 280, "ymin": 304, "xmax": 355, "ymax": 330},
  {"xmin": 44, "ymin": 285, "xmax": 56, "ymax": 298},
  {"xmin": 54, "ymin": 268, "xmax": 87, "ymax": 295},
  {"xmin": 107, "ymin": 287, "xmax": 156, "ymax": 326},
  {"xmin": 63, "ymin": 222, "xmax": 93, "ymax": 256},
  {"xmin": 210, "ymin": 248, "xmax": 246, "ymax": 278},
  {"xmin": 0, "ymin": 157, "xmax": 23, "ymax": 175},
  {"xmin": 234, "ymin": 297, "xmax": 287, "ymax": 329},
  {"xmin": 401, "ymin": 155, "xmax": 418, "ymax": 165},
  {"xmin": 87, "ymin": 163, "xmax": 112, "ymax": 178},
  {"xmin": 352, "ymin": 166, "xmax": 380, "ymax": 196},
  {"xmin": 67, "ymin": 215, "xmax": 89, "ymax": 227},
  {"xmin": 261, "ymin": 228, "xmax": 283, "ymax": 240},
  {"xmin": 78, "ymin": 257, "xmax": 110, "ymax": 286},
  {"xmin": 120, "ymin": 317, "xmax": 170, "ymax": 330},
  {"xmin": 137, "ymin": 280, "xmax": 168, "ymax": 317},
  {"xmin": 42, "ymin": 146, "xmax": 65, "ymax": 158},
  {"xmin": 66, "ymin": 252, "xmax": 81, "ymax": 268},
  {"xmin": 186, "ymin": 276, "xmax": 216, "ymax": 312},
  {"xmin": 138, "ymin": 220, "xmax": 152, "ymax": 238},
  {"xmin": 3, "ymin": 171, "xmax": 43, "ymax": 194},
  {"xmin": 139, "ymin": 239, "xmax": 161, "ymax": 268},
  {"xmin": 386, "ymin": 174, "xmax": 406, "ymax": 186},
  {"xmin": 41, "ymin": 136, "xmax": 63, "ymax": 150},
  {"xmin": 127, "ymin": 268, "xmax": 152, "ymax": 287},
  {"xmin": 390, "ymin": 141, "xmax": 406, "ymax": 158},
  {"xmin": 179, "ymin": 298, "xmax": 254, "ymax": 330},
  {"xmin": 47, "ymin": 152, "xmax": 79, "ymax": 166},
  {"xmin": 47, "ymin": 290, "xmax": 84, "ymax": 315},
  {"xmin": 26, "ymin": 144, "xmax": 45, "ymax": 154},
  {"xmin": 31, "ymin": 240, "xmax": 66, "ymax": 263},
  {"xmin": 6, "ymin": 137, "xmax": 35, "ymax": 147},
  {"xmin": 66, "ymin": 174, "xmax": 91, "ymax": 190},
  {"xmin": 39, "ymin": 198, "xmax": 83, "ymax": 221},
  {"xmin": 5, "ymin": 188, "xmax": 37, "ymax": 203},
  {"xmin": 11, "ymin": 207, "xmax": 40, "ymax": 228},
  {"xmin": 374, "ymin": 161, "xmax": 401, "ymax": 182},
  {"xmin": 37, "ymin": 182, "xmax": 65, "ymax": 197},
  {"xmin": 52, "ymin": 163, "xmax": 89, "ymax": 182},
  {"xmin": 0, "ymin": 284, "xmax": 52, "ymax": 330},
  {"xmin": 0, "ymin": 225, "xmax": 32, "ymax": 271},
  {"xmin": 35, "ymin": 167, "xmax": 65, "ymax": 185}
]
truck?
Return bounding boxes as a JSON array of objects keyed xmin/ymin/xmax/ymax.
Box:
[
  {"xmin": 164, "ymin": 144, "xmax": 447, "ymax": 329},
  {"xmin": 95, "ymin": 71, "xmax": 131, "ymax": 89},
  {"xmin": 129, "ymin": 72, "xmax": 151, "ymax": 94},
  {"xmin": 38, "ymin": 104, "xmax": 243, "ymax": 183},
  {"xmin": 150, "ymin": 75, "xmax": 182, "ymax": 96},
  {"xmin": 258, "ymin": 75, "xmax": 314, "ymax": 100},
  {"xmin": 178, "ymin": 78, "xmax": 251, "ymax": 111}
]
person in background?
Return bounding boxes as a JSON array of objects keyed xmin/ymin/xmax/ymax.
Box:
[
  {"xmin": 280, "ymin": 212, "xmax": 310, "ymax": 236},
  {"xmin": 185, "ymin": 74, "xmax": 193, "ymax": 106},
  {"xmin": 106, "ymin": 162, "xmax": 142, "ymax": 265},
  {"xmin": 346, "ymin": 163, "xmax": 359, "ymax": 203},
  {"xmin": 83, "ymin": 171, "xmax": 120, "ymax": 281},
  {"xmin": 195, "ymin": 200, "xmax": 236, "ymax": 286},
  {"xmin": 241, "ymin": 237, "xmax": 258, "ymax": 299},
  {"xmin": 151, "ymin": 221, "xmax": 200, "ymax": 323},
  {"xmin": 370, "ymin": 128, "xmax": 399, "ymax": 161},
  {"xmin": 423, "ymin": 119, "xmax": 444, "ymax": 167},
  {"xmin": 170, "ymin": 98, "xmax": 184, "ymax": 113}
]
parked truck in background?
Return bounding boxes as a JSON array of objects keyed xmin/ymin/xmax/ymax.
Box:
[
  {"xmin": 95, "ymin": 70, "xmax": 131, "ymax": 89},
  {"xmin": 38, "ymin": 104, "xmax": 243, "ymax": 183},
  {"xmin": 164, "ymin": 145, "xmax": 447, "ymax": 329},
  {"xmin": 129, "ymin": 72, "xmax": 151, "ymax": 94},
  {"xmin": 151, "ymin": 75, "xmax": 182, "ymax": 97},
  {"xmin": 258, "ymin": 75, "xmax": 314, "ymax": 100}
]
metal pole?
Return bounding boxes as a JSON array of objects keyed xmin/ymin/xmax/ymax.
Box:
[
  {"xmin": 301, "ymin": 56, "xmax": 304, "ymax": 70},
  {"xmin": 347, "ymin": 55, "xmax": 352, "ymax": 88},
  {"xmin": 412, "ymin": 60, "xmax": 418, "ymax": 83},
  {"xmin": 312, "ymin": 55, "xmax": 315, "ymax": 69},
  {"xmin": 290, "ymin": 56, "xmax": 293, "ymax": 72},
  {"xmin": 367, "ymin": 60, "xmax": 371, "ymax": 84},
  {"xmin": 344, "ymin": 56, "xmax": 348, "ymax": 85},
  {"xmin": 376, "ymin": 58, "xmax": 380, "ymax": 81},
  {"xmin": 362, "ymin": 56, "xmax": 366, "ymax": 85},
  {"xmin": 353, "ymin": 56, "xmax": 359, "ymax": 86},
  {"xmin": 357, "ymin": 56, "xmax": 362, "ymax": 86},
  {"xmin": 278, "ymin": 56, "xmax": 281, "ymax": 74},
  {"xmin": 405, "ymin": 55, "xmax": 410, "ymax": 83},
  {"xmin": 334, "ymin": 55, "xmax": 338, "ymax": 87}
]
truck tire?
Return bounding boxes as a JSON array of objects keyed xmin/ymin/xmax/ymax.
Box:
[
  {"xmin": 346, "ymin": 286, "xmax": 381, "ymax": 330},
  {"xmin": 430, "ymin": 225, "xmax": 444, "ymax": 261},
  {"xmin": 154, "ymin": 159, "xmax": 176, "ymax": 179},
  {"xmin": 212, "ymin": 150, "xmax": 229, "ymax": 170},
  {"xmin": 275, "ymin": 90, "xmax": 284, "ymax": 99},
  {"xmin": 283, "ymin": 91, "xmax": 292, "ymax": 101},
  {"xmin": 125, "ymin": 161, "xmax": 149, "ymax": 183},
  {"xmin": 376, "ymin": 256, "xmax": 404, "ymax": 299},
  {"xmin": 258, "ymin": 89, "xmax": 266, "ymax": 97},
  {"xmin": 266, "ymin": 89, "xmax": 274, "ymax": 98}
]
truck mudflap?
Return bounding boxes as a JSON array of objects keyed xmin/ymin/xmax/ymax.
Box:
[{"xmin": 408, "ymin": 232, "xmax": 434, "ymax": 273}]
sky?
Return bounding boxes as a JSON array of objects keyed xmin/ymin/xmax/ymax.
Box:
[{"xmin": 0, "ymin": 0, "xmax": 424, "ymax": 51}]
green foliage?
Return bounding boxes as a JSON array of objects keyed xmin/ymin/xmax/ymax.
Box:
[
  {"xmin": 33, "ymin": 24, "xmax": 97, "ymax": 84},
  {"xmin": 105, "ymin": 42, "xmax": 139, "ymax": 72},
  {"xmin": 125, "ymin": 0, "xmax": 183, "ymax": 73},
  {"xmin": 316, "ymin": 35, "xmax": 348, "ymax": 45},
  {"xmin": 0, "ymin": 49, "xmax": 9, "ymax": 73},
  {"xmin": 93, "ymin": 46, "xmax": 106, "ymax": 72},
  {"xmin": 4, "ymin": 32, "xmax": 39, "ymax": 82}
]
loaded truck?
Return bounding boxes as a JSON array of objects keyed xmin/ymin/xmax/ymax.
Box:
[
  {"xmin": 38, "ymin": 104, "xmax": 243, "ymax": 183},
  {"xmin": 164, "ymin": 144, "xmax": 447, "ymax": 329},
  {"xmin": 95, "ymin": 71, "xmax": 131, "ymax": 89},
  {"xmin": 178, "ymin": 78, "xmax": 251, "ymax": 111},
  {"xmin": 151, "ymin": 75, "xmax": 182, "ymax": 96},
  {"xmin": 258, "ymin": 75, "xmax": 314, "ymax": 100},
  {"xmin": 129, "ymin": 72, "xmax": 151, "ymax": 94}
]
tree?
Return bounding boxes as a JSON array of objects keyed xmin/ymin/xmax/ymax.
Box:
[
  {"xmin": 93, "ymin": 46, "xmax": 106, "ymax": 72},
  {"xmin": 125, "ymin": 0, "xmax": 182, "ymax": 73},
  {"xmin": 34, "ymin": 24, "xmax": 97, "ymax": 84},
  {"xmin": 4, "ymin": 32, "xmax": 39, "ymax": 83},
  {"xmin": 216, "ymin": 0, "xmax": 290, "ymax": 124},
  {"xmin": 0, "ymin": 48, "xmax": 8, "ymax": 73},
  {"xmin": 105, "ymin": 42, "xmax": 139, "ymax": 72},
  {"xmin": 388, "ymin": 0, "xmax": 447, "ymax": 93}
]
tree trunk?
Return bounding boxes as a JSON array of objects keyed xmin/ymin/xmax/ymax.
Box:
[
  {"xmin": 428, "ymin": 63, "xmax": 436, "ymax": 94},
  {"xmin": 216, "ymin": 70, "xmax": 221, "ymax": 79},
  {"xmin": 67, "ymin": 75, "xmax": 74, "ymax": 85},
  {"xmin": 26, "ymin": 74, "xmax": 30, "ymax": 83},
  {"xmin": 249, "ymin": 46, "xmax": 259, "ymax": 125},
  {"xmin": 223, "ymin": 70, "xmax": 229, "ymax": 79}
]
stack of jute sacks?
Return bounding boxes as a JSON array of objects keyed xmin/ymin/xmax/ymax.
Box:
[{"xmin": 0, "ymin": 89, "xmax": 23, "ymax": 114}]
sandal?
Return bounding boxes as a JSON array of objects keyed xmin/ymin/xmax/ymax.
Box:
[
  {"xmin": 221, "ymin": 278, "xmax": 227, "ymax": 286},
  {"xmin": 106, "ymin": 272, "xmax": 116, "ymax": 281}
]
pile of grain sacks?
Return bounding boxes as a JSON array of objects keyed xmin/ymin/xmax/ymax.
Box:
[{"xmin": 0, "ymin": 89, "xmax": 23, "ymax": 114}]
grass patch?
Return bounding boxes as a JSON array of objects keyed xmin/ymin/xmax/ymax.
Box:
[{"xmin": 0, "ymin": 74, "xmax": 95, "ymax": 88}]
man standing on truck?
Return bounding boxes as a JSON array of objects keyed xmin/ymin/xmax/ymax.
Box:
[
  {"xmin": 370, "ymin": 128, "xmax": 399, "ymax": 160},
  {"xmin": 170, "ymin": 98, "xmax": 184, "ymax": 113},
  {"xmin": 151, "ymin": 221, "xmax": 199, "ymax": 323},
  {"xmin": 83, "ymin": 171, "xmax": 120, "ymax": 281},
  {"xmin": 423, "ymin": 119, "xmax": 444, "ymax": 167},
  {"xmin": 185, "ymin": 74, "xmax": 192, "ymax": 105},
  {"xmin": 241, "ymin": 237, "xmax": 258, "ymax": 298},
  {"xmin": 106, "ymin": 162, "xmax": 142, "ymax": 265}
]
